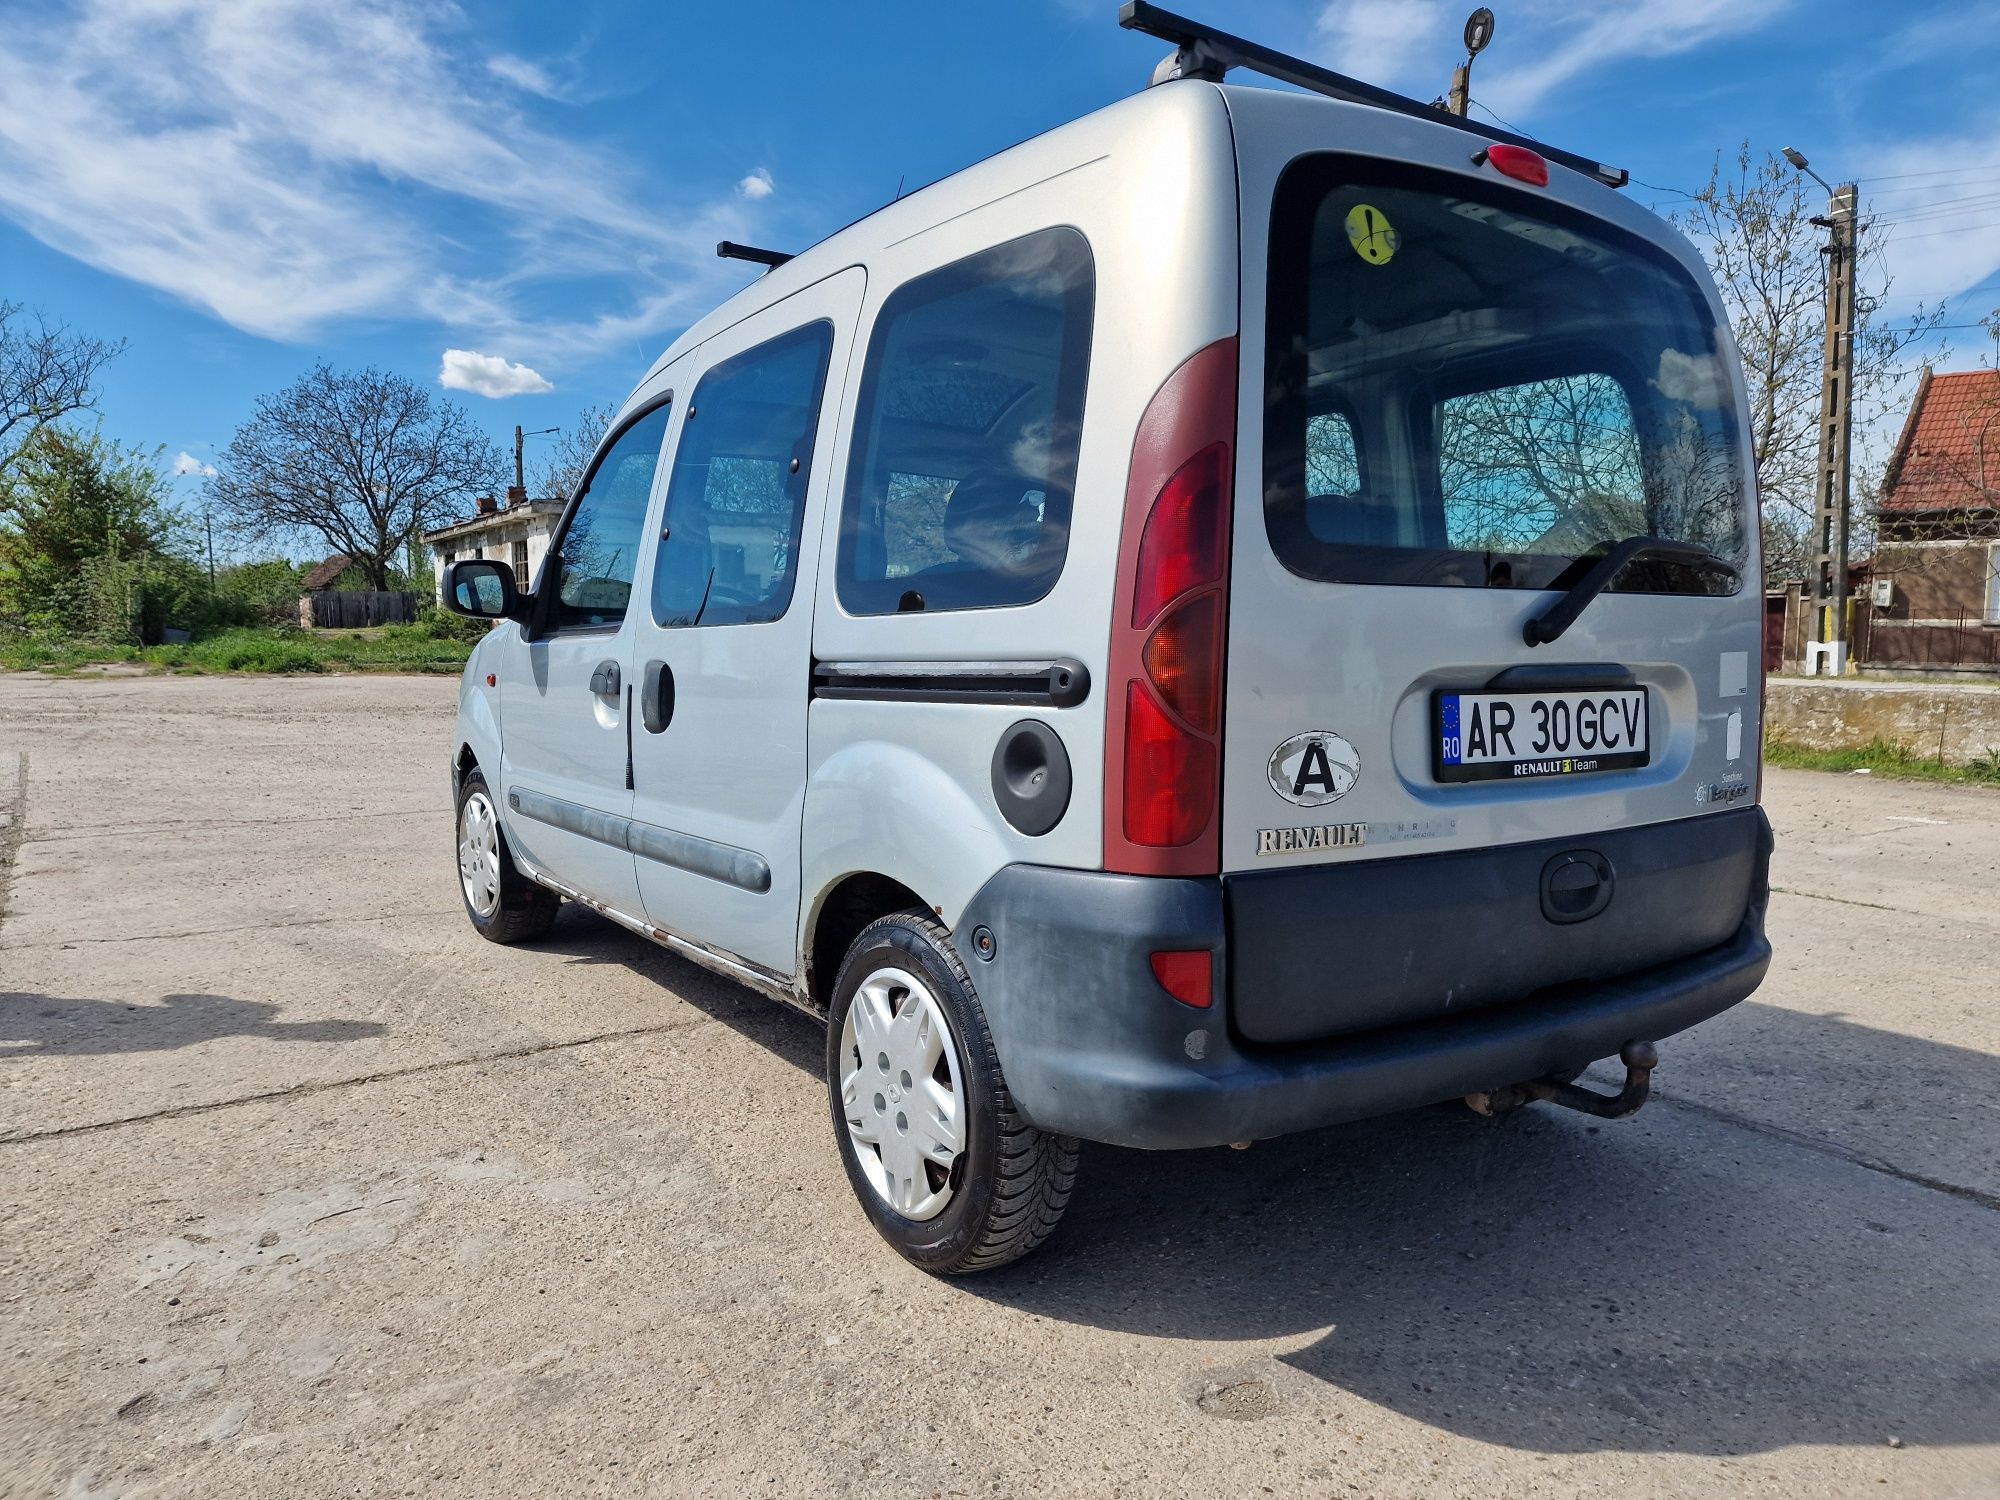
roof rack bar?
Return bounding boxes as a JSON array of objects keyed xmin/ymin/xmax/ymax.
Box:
[
  {"xmin": 716, "ymin": 240, "xmax": 793, "ymax": 269},
  {"xmin": 1117, "ymin": 2, "xmax": 1628, "ymax": 190}
]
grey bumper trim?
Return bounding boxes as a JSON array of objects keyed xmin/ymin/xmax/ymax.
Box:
[{"xmin": 958, "ymin": 808, "xmax": 1773, "ymax": 1149}]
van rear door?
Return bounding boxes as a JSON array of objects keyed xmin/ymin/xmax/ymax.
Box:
[{"xmin": 1221, "ymin": 139, "xmax": 1764, "ymax": 1044}]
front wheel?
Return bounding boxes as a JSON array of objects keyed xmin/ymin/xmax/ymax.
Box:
[
  {"xmin": 826, "ymin": 912, "xmax": 1078, "ymax": 1275},
  {"xmin": 455, "ymin": 768, "xmax": 559, "ymax": 944}
]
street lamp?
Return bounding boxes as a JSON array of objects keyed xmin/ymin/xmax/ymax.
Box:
[{"xmin": 1781, "ymin": 145, "xmax": 1833, "ymax": 197}]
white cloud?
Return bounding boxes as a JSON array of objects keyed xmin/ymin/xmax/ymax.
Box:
[
  {"xmin": 1653, "ymin": 349, "xmax": 1732, "ymax": 410},
  {"xmin": 0, "ymin": 0, "xmax": 756, "ymax": 355},
  {"xmin": 1478, "ymin": 0, "xmax": 1793, "ymax": 118},
  {"xmin": 439, "ymin": 349, "xmax": 554, "ymax": 399},
  {"xmin": 486, "ymin": 53, "xmax": 565, "ymax": 100},
  {"xmin": 1313, "ymin": 0, "xmax": 1449, "ymax": 94},
  {"xmin": 737, "ymin": 168, "xmax": 775, "ymax": 201},
  {"xmin": 172, "ymin": 451, "xmax": 217, "ymax": 478}
]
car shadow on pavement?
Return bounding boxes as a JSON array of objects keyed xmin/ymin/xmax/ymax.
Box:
[
  {"xmin": 531, "ymin": 906, "xmax": 824, "ymax": 1075},
  {"xmin": 512, "ymin": 909, "xmax": 2000, "ymax": 1458},
  {"xmin": 0, "ymin": 992, "xmax": 388, "ymax": 1057},
  {"xmin": 955, "ymin": 1010, "xmax": 2000, "ymax": 1459}
]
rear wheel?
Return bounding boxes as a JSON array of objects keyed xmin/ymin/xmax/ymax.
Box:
[
  {"xmin": 826, "ymin": 912, "xmax": 1078, "ymax": 1274},
  {"xmin": 455, "ymin": 768, "xmax": 559, "ymax": 944}
]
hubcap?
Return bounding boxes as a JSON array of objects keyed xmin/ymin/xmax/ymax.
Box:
[
  {"xmin": 458, "ymin": 790, "xmax": 503, "ymax": 918},
  {"xmin": 839, "ymin": 966, "xmax": 966, "ymax": 1221}
]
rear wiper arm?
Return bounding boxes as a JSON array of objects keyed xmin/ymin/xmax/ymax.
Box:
[{"xmin": 1522, "ymin": 536, "xmax": 1739, "ymax": 647}]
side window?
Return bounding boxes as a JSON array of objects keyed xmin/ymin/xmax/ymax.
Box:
[
  {"xmin": 1435, "ymin": 373, "xmax": 1645, "ymax": 554},
  {"xmin": 549, "ymin": 402, "xmax": 671, "ymax": 631},
  {"xmin": 837, "ymin": 227, "xmax": 1094, "ymax": 615},
  {"xmin": 650, "ymin": 323, "xmax": 835, "ymax": 628}
]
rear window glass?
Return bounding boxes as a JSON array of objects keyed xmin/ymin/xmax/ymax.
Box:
[
  {"xmin": 1264, "ymin": 155, "xmax": 1747, "ymax": 595},
  {"xmin": 836, "ymin": 227, "xmax": 1094, "ymax": 615}
]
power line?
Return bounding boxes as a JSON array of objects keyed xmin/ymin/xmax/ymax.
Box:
[
  {"xmin": 1856, "ymin": 162, "xmax": 2000, "ymax": 182},
  {"xmin": 1466, "ymin": 97, "xmax": 1529, "ymax": 138},
  {"xmin": 1888, "ymin": 218, "xmax": 2000, "ymax": 242}
]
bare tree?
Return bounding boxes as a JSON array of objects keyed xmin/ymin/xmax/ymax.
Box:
[
  {"xmin": 532, "ymin": 401, "xmax": 615, "ymax": 501},
  {"xmin": 208, "ymin": 365, "xmax": 503, "ymax": 590},
  {"xmin": 0, "ymin": 302, "xmax": 125, "ymax": 480},
  {"xmin": 1670, "ymin": 145, "xmax": 1944, "ymax": 580}
]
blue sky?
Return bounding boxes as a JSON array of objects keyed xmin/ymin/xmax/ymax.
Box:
[{"xmin": 4, "ymin": 0, "xmax": 1996, "ymax": 536}]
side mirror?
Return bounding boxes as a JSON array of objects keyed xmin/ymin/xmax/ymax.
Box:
[{"xmin": 443, "ymin": 559, "xmax": 527, "ymax": 621}]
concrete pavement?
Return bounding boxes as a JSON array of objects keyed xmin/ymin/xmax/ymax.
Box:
[{"xmin": 2, "ymin": 673, "xmax": 1996, "ymax": 1498}]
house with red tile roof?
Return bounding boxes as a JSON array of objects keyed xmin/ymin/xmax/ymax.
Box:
[{"xmin": 1867, "ymin": 368, "xmax": 2000, "ymax": 669}]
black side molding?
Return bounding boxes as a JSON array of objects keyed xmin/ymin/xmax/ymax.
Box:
[
  {"xmin": 812, "ymin": 658, "xmax": 1090, "ymax": 709},
  {"xmin": 507, "ymin": 786, "xmax": 771, "ymax": 894}
]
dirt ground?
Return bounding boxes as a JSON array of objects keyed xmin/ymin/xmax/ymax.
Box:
[{"xmin": 2, "ymin": 673, "xmax": 1996, "ymax": 1499}]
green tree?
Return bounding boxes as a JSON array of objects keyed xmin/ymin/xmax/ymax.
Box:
[{"xmin": 0, "ymin": 426, "xmax": 181, "ymax": 633}]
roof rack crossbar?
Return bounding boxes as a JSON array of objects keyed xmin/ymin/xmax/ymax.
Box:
[
  {"xmin": 716, "ymin": 240, "xmax": 794, "ymax": 269},
  {"xmin": 1117, "ymin": 2, "xmax": 1628, "ymax": 190}
]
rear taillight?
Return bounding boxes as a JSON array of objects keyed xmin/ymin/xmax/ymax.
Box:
[
  {"xmin": 1148, "ymin": 950, "xmax": 1213, "ymax": 1009},
  {"xmin": 1478, "ymin": 143, "xmax": 1549, "ymax": 187},
  {"xmin": 1104, "ymin": 337, "xmax": 1237, "ymax": 877}
]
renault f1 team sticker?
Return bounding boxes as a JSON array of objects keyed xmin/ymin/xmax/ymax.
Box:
[{"xmin": 1268, "ymin": 731, "xmax": 1360, "ymax": 807}]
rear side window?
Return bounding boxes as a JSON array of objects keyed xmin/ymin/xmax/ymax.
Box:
[
  {"xmin": 837, "ymin": 227, "xmax": 1094, "ymax": 615},
  {"xmin": 651, "ymin": 322, "xmax": 834, "ymax": 628},
  {"xmin": 549, "ymin": 401, "xmax": 671, "ymax": 631}
]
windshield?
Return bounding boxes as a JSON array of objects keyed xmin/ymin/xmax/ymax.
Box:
[{"xmin": 1263, "ymin": 155, "xmax": 1748, "ymax": 596}]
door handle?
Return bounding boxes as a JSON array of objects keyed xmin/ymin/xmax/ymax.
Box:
[
  {"xmin": 589, "ymin": 660, "xmax": 621, "ymax": 696},
  {"xmin": 641, "ymin": 659, "xmax": 675, "ymax": 733}
]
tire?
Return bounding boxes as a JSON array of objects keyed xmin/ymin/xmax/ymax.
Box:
[
  {"xmin": 826, "ymin": 912, "xmax": 1078, "ymax": 1275},
  {"xmin": 455, "ymin": 767, "xmax": 559, "ymax": 944}
]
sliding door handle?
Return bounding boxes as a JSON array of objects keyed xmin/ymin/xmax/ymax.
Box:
[
  {"xmin": 588, "ymin": 659, "xmax": 621, "ymax": 697},
  {"xmin": 641, "ymin": 659, "xmax": 675, "ymax": 734}
]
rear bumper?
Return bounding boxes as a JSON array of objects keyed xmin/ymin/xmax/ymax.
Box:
[{"xmin": 958, "ymin": 808, "xmax": 1772, "ymax": 1150}]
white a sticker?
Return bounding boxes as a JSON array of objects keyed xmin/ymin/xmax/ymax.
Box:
[
  {"xmin": 1726, "ymin": 710, "xmax": 1743, "ymax": 761},
  {"xmin": 1268, "ymin": 731, "xmax": 1361, "ymax": 807}
]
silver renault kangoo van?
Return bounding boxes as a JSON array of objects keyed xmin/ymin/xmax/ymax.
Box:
[{"xmin": 444, "ymin": 6, "xmax": 1772, "ymax": 1273}]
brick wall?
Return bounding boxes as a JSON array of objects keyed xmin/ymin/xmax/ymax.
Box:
[{"xmin": 1873, "ymin": 539, "xmax": 1994, "ymax": 622}]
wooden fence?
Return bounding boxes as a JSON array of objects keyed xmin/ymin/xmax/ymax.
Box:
[{"xmin": 298, "ymin": 590, "xmax": 419, "ymax": 629}]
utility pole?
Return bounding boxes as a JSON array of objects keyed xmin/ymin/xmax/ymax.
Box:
[
  {"xmin": 1788, "ymin": 147, "xmax": 1858, "ymax": 676},
  {"xmin": 513, "ymin": 426, "xmax": 557, "ymax": 500},
  {"xmin": 203, "ymin": 506, "xmax": 217, "ymax": 587},
  {"xmin": 1447, "ymin": 8, "xmax": 1494, "ymax": 117}
]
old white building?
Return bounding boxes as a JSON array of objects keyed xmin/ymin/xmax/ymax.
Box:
[{"xmin": 423, "ymin": 487, "xmax": 566, "ymax": 601}]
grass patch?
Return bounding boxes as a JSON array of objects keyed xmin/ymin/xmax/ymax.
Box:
[
  {"xmin": 1765, "ymin": 736, "xmax": 2000, "ymax": 787},
  {"xmin": 0, "ymin": 622, "xmax": 477, "ymax": 676}
]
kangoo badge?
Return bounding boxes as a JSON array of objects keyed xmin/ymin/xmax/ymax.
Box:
[{"xmin": 1268, "ymin": 731, "xmax": 1360, "ymax": 807}]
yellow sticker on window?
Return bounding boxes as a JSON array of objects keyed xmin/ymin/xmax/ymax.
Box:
[{"xmin": 1345, "ymin": 203, "xmax": 1398, "ymax": 265}]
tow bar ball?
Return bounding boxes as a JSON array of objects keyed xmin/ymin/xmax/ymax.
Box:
[{"xmin": 1465, "ymin": 1039, "xmax": 1660, "ymax": 1120}]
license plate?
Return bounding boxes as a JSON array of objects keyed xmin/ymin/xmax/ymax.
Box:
[{"xmin": 1434, "ymin": 687, "xmax": 1649, "ymax": 783}]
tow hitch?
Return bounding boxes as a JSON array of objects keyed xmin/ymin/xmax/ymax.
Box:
[{"xmin": 1465, "ymin": 1039, "xmax": 1659, "ymax": 1120}]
